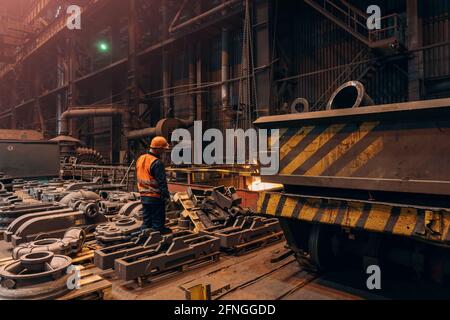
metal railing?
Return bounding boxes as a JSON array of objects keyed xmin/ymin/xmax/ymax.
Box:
[{"xmin": 305, "ymin": 0, "xmax": 405, "ymax": 48}]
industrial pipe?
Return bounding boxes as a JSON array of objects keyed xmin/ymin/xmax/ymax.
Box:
[
  {"xmin": 221, "ymin": 28, "xmax": 230, "ymax": 114},
  {"xmin": 168, "ymin": 0, "xmax": 241, "ymax": 34},
  {"xmin": 290, "ymin": 98, "xmax": 310, "ymax": 113},
  {"xmin": 326, "ymin": 81, "xmax": 374, "ymax": 110},
  {"xmin": 58, "ymin": 106, "xmax": 128, "ymax": 136},
  {"xmin": 58, "ymin": 106, "xmax": 193, "ymax": 142},
  {"xmin": 126, "ymin": 117, "xmax": 194, "ymax": 140}
]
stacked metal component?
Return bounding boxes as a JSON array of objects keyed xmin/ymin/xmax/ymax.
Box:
[
  {"xmin": 203, "ymin": 216, "xmax": 283, "ymax": 252},
  {"xmin": 98, "ymin": 191, "xmax": 140, "ymax": 217},
  {"xmin": 0, "ymin": 203, "xmax": 65, "ymax": 229},
  {"xmin": 115, "ymin": 231, "xmax": 220, "ymax": 281},
  {"xmin": 174, "ymin": 186, "xmax": 283, "ymax": 252},
  {"xmin": 4, "ymin": 190, "xmax": 107, "ymax": 246},
  {"xmin": 0, "ymin": 189, "xmax": 22, "ymax": 207},
  {"xmin": 94, "ymin": 230, "xmax": 220, "ymax": 282},
  {"xmin": 174, "ymin": 186, "xmax": 247, "ymax": 232}
]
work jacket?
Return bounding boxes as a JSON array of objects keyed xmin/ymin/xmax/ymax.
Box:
[{"xmin": 136, "ymin": 152, "xmax": 169, "ymax": 199}]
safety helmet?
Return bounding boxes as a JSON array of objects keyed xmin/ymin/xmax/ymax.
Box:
[{"xmin": 150, "ymin": 136, "xmax": 170, "ymax": 149}]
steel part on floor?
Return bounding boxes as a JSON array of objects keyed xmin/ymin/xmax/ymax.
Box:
[
  {"xmin": 203, "ymin": 216, "xmax": 284, "ymax": 254},
  {"xmin": 114, "ymin": 232, "xmax": 221, "ymax": 283}
]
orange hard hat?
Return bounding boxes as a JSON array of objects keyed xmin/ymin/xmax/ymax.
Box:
[{"xmin": 150, "ymin": 136, "xmax": 170, "ymax": 149}]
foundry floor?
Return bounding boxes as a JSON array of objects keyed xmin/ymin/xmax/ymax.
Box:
[
  {"xmin": 2, "ymin": 238, "xmax": 450, "ymax": 299},
  {"xmin": 0, "ymin": 238, "xmax": 379, "ymax": 300}
]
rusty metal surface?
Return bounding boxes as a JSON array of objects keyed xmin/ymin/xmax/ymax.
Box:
[
  {"xmin": 114, "ymin": 232, "xmax": 220, "ymax": 282},
  {"xmin": 0, "ymin": 251, "xmax": 72, "ymax": 300},
  {"xmin": 204, "ymin": 216, "xmax": 282, "ymax": 251},
  {"xmin": 94, "ymin": 231, "xmax": 192, "ymax": 270},
  {"xmin": 254, "ymin": 98, "xmax": 450, "ymax": 196},
  {"xmin": 4, "ymin": 207, "xmax": 107, "ymax": 247},
  {"xmin": 0, "ymin": 129, "xmax": 44, "ymax": 141},
  {"xmin": 95, "ymin": 216, "xmax": 143, "ymax": 245},
  {"xmin": 258, "ymin": 191, "xmax": 450, "ymax": 246},
  {"xmin": 0, "ymin": 203, "xmax": 65, "ymax": 229},
  {"xmin": 12, "ymin": 228, "xmax": 86, "ymax": 259},
  {"xmin": 174, "ymin": 186, "xmax": 251, "ymax": 232}
]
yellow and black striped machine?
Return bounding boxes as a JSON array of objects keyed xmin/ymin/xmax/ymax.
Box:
[{"xmin": 253, "ymin": 87, "xmax": 450, "ymax": 272}]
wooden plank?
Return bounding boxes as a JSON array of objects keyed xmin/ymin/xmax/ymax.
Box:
[{"xmin": 57, "ymin": 267, "xmax": 112, "ymax": 301}]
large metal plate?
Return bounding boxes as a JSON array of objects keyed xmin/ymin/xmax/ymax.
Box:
[
  {"xmin": 254, "ymin": 98, "xmax": 450, "ymax": 196},
  {"xmin": 0, "ymin": 141, "xmax": 60, "ymax": 178}
]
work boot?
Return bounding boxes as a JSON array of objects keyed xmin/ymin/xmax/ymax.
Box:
[{"xmin": 158, "ymin": 226, "xmax": 172, "ymax": 235}]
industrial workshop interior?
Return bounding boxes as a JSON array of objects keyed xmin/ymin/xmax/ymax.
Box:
[{"xmin": 0, "ymin": 0, "xmax": 449, "ymax": 310}]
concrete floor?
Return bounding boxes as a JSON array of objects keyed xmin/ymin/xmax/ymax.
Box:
[{"xmin": 1, "ymin": 237, "xmax": 449, "ymax": 300}]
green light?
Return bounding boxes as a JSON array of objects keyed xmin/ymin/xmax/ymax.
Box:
[{"xmin": 97, "ymin": 41, "xmax": 110, "ymax": 53}]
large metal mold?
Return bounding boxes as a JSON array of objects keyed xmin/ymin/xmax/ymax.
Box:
[
  {"xmin": 94, "ymin": 231, "xmax": 165, "ymax": 270},
  {"xmin": 94, "ymin": 230, "xmax": 198, "ymax": 270},
  {"xmin": 12, "ymin": 228, "xmax": 86, "ymax": 259},
  {"xmin": 114, "ymin": 233, "xmax": 220, "ymax": 281},
  {"xmin": 4, "ymin": 208, "xmax": 107, "ymax": 247},
  {"xmin": 0, "ymin": 251, "xmax": 72, "ymax": 300},
  {"xmin": 94, "ymin": 216, "xmax": 143, "ymax": 245},
  {"xmin": 0, "ymin": 203, "xmax": 65, "ymax": 229},
  {"xmin": 203, "ymin": 216, "xmax": 282, "ymax": 250}
]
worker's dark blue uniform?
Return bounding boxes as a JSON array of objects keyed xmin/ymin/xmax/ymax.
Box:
[{"xmin": 139, "ymin": 151, "xmax": 170, "ymax": 232}]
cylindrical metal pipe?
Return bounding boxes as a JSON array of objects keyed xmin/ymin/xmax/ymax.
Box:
[
  {"xmin": 326, "ymin": 81, "xmax": 374, "ymax": 110},
  {"xmin": 290, "ymin": 98, "xmax": 310, "ymax": 113},
  {"xmin": 221, "ymin": 27, "xmax": 230, "ymax": 112},
  {"xmin": 58, "ymin": 107, "xmax": 128, "ymax": 136},
  {"xmin": 126, "ymin": 127, "xmax": 157, "ymax": 140},
  {"xmin": 169, "ymin": 0, "xmax": 241, "ymax": 34},
  {"xmin": 126, "ymin": 117, "xmax": 194, "ymax": 140}
]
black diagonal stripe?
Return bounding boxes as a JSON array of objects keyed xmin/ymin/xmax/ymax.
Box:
[
  {"xmin": 321, "ymin": 122, "xmax": 385, "ymax": 176},
  {"xmin": 278, "ymin": 127, "xmax": 303, "ymax": 155},
  {"xmin": 291, "ymin": 200, "xmax": 304, "ymax": 219},
  {"xmin": 279, "ymin": 128, "xmax": 299, "ymax": 145},
  {"xmin": 384, "ymin": 207, "xmax": 401, "ymax": 233},
  {"xmin": 293, "ymin": 123, "xmax": 358, "ymax": 175},
  {"xmin": 413, "ymin": 209, "xmax": 426, "ymax": 235},
  {"xmin": 312, "ymin": 199, "xmax": 327, "ymax": 222},
  {"xmin": 334, "ymin": 201, "xmax": 347, "ymax": 225},
  {"xmin": 260, "ymin": 193, "xmax": 271, "ymax": 215},
  {"xmin": 274, "ymin": 195, "xmax": 287, "ymax": 217},
  {"xmin": 356, "ymin": 203, "xmax": 372, "ymax": 229},
  {"xmin": 280, "ymin": 125, "xmax": 328, "ymax": 168}
]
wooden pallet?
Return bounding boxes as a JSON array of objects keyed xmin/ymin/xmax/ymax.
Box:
[
  {"xmin": 0, "ymin": 255, "xmax": 13, "ymax": 267},
  {"xmin": 121, "ymin": 252, "xmax": 221, "ymax": 289},
  {"xmin": 57, "ymin": 265, "xmax": 111, "ymax": 300},
  {"xmin": 230, "ymin": 231, "xmax": 285, "ymax": 256},
  {"xmin": 71, "ymin": 241, "xmax": 101, "ymax": 266}
]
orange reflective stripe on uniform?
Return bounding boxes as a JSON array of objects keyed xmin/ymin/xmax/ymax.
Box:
[{"xmin": 136, "ymin": 153, "xmax": 161, "ymax": 198}]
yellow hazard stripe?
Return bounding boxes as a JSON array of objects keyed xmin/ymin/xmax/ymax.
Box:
[
  {"xmin": 305, "ymin": 122, "xmax": 379, "ymax": 176},
  {"xmin": 257, "ymin": 192, "xmax": 450, "ymax": 245},
  {"xmin": 264, "ymin": 193, "xmax": 282, "ymax": 216},
  {"xmin": 363, "ymin": 204, "xmax": 392, "ymax": 232},
  {"xmin": 281, "ymin": 124, "xmax": 346, "ymax": 175},
  {"xmin": 298, "ymin": 198, "xmax": 321, "ymax": 221},
  {"xmin": 279, "ymin": 126, "xmax": 314, "ymax": 160},
  {"xmin": 337, "ymin": 136, "xmax": 384, "ymax": 177}
]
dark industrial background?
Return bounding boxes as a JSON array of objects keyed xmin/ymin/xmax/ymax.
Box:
[{"xmin": 0, "ymin": 0, "xmax": 448, "ymax": 163}]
